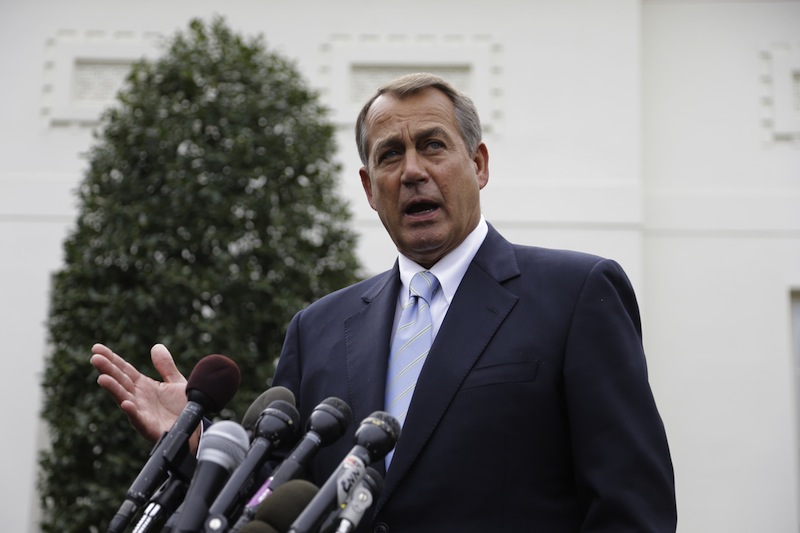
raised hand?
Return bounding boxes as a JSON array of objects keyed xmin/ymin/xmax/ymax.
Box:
[{"xmin": 90, "ymin": 343, "xmax": 190, "ymax": 444}]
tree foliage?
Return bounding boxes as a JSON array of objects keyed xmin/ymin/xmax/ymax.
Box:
[{"xmin": 38, "ymin": 17, "xmax": 361, "ymax": 533}]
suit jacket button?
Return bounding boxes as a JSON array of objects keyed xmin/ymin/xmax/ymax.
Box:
[{"xmin": 374, "ymin": 522, "xmax": 389, "ymax": 533}]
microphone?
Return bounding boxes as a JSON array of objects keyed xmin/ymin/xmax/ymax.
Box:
[
  {"xmin": 139, "ymin": 379, "xmax": 274, "ymax": 533},
  {"xmin": 332, "ymin": 467, "xmax": 383, "ymax": 533},
  {"xmin": 131, "ymin": 472, "xmax": 188, "ymax": 533},
  {"xmin": 287, "ymin": 411, "xmax": 400, "ymax": 533},
  {"xmin": 227, "ymin": 397, "xmax": 352, "ymax": 532},
  {"xmin": 173, "ymin": 420, "xmax": 250, "ymax": 533},
  {"xmin": 204, "ymin": 397, "xmax": 300, "ymax": 531},
  {"xmin": 252, "ymin": 480, "xmax": 319, "ymax": 533},
  {"xmin": 107, "ymin": 354, "xmax": 240, "ymax": 533},
  {"xmin": 238, "ymin": 522, "xmax": 279, "ymax": 533},
  {"xmin": 241, "ymin": 387, "xmax": 296, "ymax": 434}
]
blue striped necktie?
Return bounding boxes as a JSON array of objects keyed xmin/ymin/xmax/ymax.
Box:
[{"xmin": 385, "ymin": 271, "xmax": 440, "ymax": 428}]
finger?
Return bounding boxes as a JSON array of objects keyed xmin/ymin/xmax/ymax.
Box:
[
  {"xmin": 95, "ymin": 371, "xmax": 135, "ymax": 407},
  {"xmin": 90, "ymin": 349, "xmax": 138, "ymax": 394},
  {"xmin": 150, "ymin": 344, "xmax": 186, "ymax": 384},
  {"xmin": 91, "ymin": 343, "xmax": 114, "ymax": 357},
  {"xmin": 117, "ymin": 400, "xmax": 155, "ymax": 440},
  {"xmin": 90, "ymin": 344, "xmax": 122, "ymax": 371},
  {"xmin": 115, "ymin": 397, "xmax": 162, "ymax": 443}
]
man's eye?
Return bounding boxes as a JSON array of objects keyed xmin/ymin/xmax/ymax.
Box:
[
  {"xmin": 379, "ymin": 149, "xmax": 401, "ymax": 162},
  {"xmin": 425, "ymin": 140, "xmax": 444, "ymax": 151}
]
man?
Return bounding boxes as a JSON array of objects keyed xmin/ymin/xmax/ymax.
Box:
[{"xmin": 92, "ymin": 73, "xmax": 677, "ymax": 532}]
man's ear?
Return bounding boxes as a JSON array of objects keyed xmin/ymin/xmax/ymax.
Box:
[
  {"xmin": 473, "ymin": 142, "xmax": 489, "ymax": 190},
  {"xmin": 359, "ymin": 167, "xmax": 377, "ymax": 210}
]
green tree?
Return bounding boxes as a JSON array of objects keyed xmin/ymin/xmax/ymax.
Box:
[{"xmin": 38, "ymin": 17, "xmax": 361, "ymax": 533}]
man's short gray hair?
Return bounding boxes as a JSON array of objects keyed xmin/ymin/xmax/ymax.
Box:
[{"xmin": 355, "ymin": 72, "xmax": 483, "ymax": 166}]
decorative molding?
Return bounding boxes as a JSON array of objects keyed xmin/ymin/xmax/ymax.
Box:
[
  {"xmin": 42, "ymin": 29, "xmax": 161, "ymax": 128},
  {"xmin": 760, "ymin": 43, "xmax": 800, "ymax": 145},
  {"xmin": 317, "ymin": 33, "xmax": 503, "ymax": 135}
]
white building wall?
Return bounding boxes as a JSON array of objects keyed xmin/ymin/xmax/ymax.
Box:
[
  {"xmin": 0, "ymin": 0, "xmax": 798, "ymax": 531},
  {"xmin": 642, "ymin": 1, "xmax": 800, "ymax": 531}
]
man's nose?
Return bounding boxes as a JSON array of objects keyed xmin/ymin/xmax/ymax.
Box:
[{"xmin": 400, "ymin": 151, "xmax": 428, "ymax": 184}]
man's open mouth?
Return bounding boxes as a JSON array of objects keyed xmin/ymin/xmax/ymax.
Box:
[{"xmin": 406, "ymin": 202, "xmax": 438, "ymax": 215}]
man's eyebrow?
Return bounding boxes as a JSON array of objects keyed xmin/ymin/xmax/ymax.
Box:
[
  {"xmin": 371, "ymin": 135, "xmax": 403, "ymax": 158},
  {"xmin": 416, "ymin": 126, "xmax": 453, "ymax": 143}
]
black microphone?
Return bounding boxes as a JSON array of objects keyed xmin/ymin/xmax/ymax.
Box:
[
  {"xmin": 241, "ymin": 387, "xmax": 296, "ymax": 434},
  {"xmin": 107, "ymin": 354, "xmax": 241, "ymax": 533},
  {"xmin": 228, "ymin": 397, "xmax": 352, "ymax": 532},
  {"xmin": 252, "ymin": 480, "xmax": 319, "ymax": 533},
  {"xmin": 204, "ymin": 397, "xmax": 300, "ymax": 531},
  {"xmin": 287, "ymin": 411, "xmax": 400, "ymax": 533},
  {"xmin": 131, "ymin": 472, "xmax": 188, "ymax": 533},
  {"xmin": 138, "ymin": 380, "xmax": 259, "ymax": 533},
  {"xmin": 173, "ymin": 420, "xmax": 250, "ymax": 533},
  {"xmin": 331, "ymin": 467, "xmax": 383, "ymax": 533},
  {"xmin": 238, "ymin": 522, "xmax": 279, "ymax": 533}
]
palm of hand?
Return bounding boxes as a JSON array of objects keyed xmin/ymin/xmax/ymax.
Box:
[{"xmin": 131, "ymin": 377, "xmax": 189, "ymax": 443}]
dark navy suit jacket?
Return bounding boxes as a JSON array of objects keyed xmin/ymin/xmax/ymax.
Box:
[{"xmin": 273, "ymin": 224, "xmax": 677, "ymax": 532}]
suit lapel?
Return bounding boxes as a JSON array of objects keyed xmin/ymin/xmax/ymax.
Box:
[
  {"xmin": 343, "ymin": 266, "xmax": 401, "ymax": 451},
  {"xmin": 375, "ymin": 226, "xmax": 521, "ymax": 511}
]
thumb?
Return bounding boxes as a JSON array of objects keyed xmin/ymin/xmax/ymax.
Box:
[{"xmin": 150, "ymin": 343, "xmax": 186, "ymax": 384}]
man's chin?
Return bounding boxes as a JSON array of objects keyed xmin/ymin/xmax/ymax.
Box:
[{"xmin": 398, "ymin": 235, "xmax": 452, "ymax": 267}]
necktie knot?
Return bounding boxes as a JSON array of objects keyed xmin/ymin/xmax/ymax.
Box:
[{"xmin": 409, "ymin": 270, "xmax": 439, "ymax": 305}]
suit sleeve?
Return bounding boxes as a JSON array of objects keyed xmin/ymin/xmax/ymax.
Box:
[
  {"xmin": 272, "ymin": 310, "xmax": 303, "ymax": 398},
  {"xmin": 564, "ymin": 259, "xmax": 677, "ymax": 532}
]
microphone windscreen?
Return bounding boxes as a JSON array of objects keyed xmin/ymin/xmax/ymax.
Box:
[
  {"xmin": 355, "ymin": 411, "xmax": 401, "ymax": 460},
  {"xmin": 238, "ymin": 521, "xmax": 279, "ymax": 533},
  {"xmin": 310, "ymin": 397, "xmax": 352, "ymax": 445},
  {"xmin": 185, "ymin": 354, "xmax": 241, "ymax": 411},
  {"xmin": 254, "ymin": 479, "xmax": 318, "ymax": 532},
  {"xmin": 364, "ymin": 466, "xmax": 384, "ymax": 499},
  {"xmin": 242, "ymin": 386, "xmax": 296, "ymax": 431},
  {"xmin": 198, "ymin": 420, "xmax": 250, "ymax": 467}
]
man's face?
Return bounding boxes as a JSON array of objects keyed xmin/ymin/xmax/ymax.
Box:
[{"xmin": 359, "ymin": 88, "xmax": 489, "ymax": 268}]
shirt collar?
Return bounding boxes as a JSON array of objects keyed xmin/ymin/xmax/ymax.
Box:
[{"xmin": 397, "ymin": 215, "xmax": 488, "ymax": 304}]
